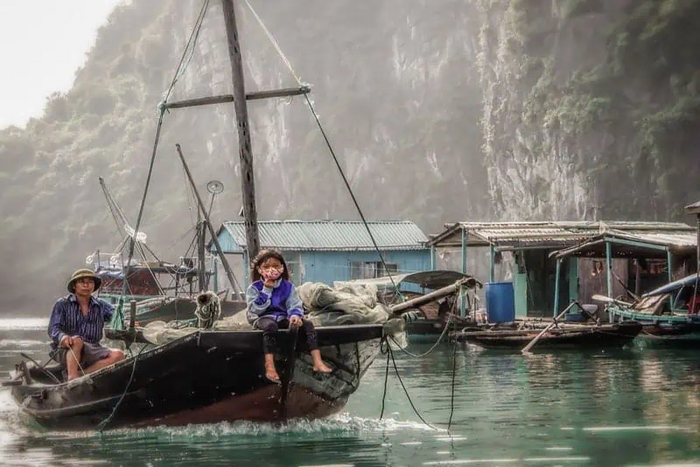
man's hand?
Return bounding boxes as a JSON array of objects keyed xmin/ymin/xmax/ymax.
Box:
[
  {"xmin": 61, "ymin": 336, "xmax": 83, "ymax": 348},
  {"xmin": 289, "ymin": 315, "xmax": 302, "ymax": 327}
]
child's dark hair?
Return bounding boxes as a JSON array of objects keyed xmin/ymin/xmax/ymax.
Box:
[{"xmin": 250, "ymin": 249, "xmax": 290, "ymax": 282}]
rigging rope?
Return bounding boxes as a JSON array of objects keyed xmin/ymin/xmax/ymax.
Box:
[
  {"xmin": 159, "ymin": 0, "xmax": 211, "ymax": 110},
  {"xmin": 114, "ymin": 0, "xmax": 211, "ymax": 328},
  {"xmin": 97, "ymin": 343, "xmax": 151, "ymax": 432},
  {"xmin": 241, "ymin": 0, "xmax": 404, "ymax": 301}
]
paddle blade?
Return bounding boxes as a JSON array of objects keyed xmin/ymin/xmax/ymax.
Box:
[{"xmin": 591, "ymin": 294, "xmax": 614, "ymax": 303}]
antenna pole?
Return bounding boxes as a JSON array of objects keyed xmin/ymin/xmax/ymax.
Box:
[
  {"xmin": 221, "ymin": 0, "xmax": 260, "ymax": 261},
  {"xmin": 176, "ymin": 144, "xmax": 243, "ymax": 297}
]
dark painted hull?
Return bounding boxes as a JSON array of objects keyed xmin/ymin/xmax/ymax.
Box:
[
  {"xmin": 10, "ymin": 325, "xmax": 387, "ymax": 430},
  {"xmin": 454, "ymin": 322, "xmax": 642, "ymax": 350},
  {"xmin": 608, "ymin": 305, "xmax": 700, "ymax": 348},
  {"xmin": 634, "ymin": 323, "xmax": 700, "ymax": 348}
]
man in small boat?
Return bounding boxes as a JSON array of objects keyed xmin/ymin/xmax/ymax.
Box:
[{"xmin": 48, "ymin": 269, "xmax": 125, "ymax": 381}]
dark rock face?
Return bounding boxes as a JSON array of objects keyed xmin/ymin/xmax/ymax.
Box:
[{"xmin": 0, "ymin": 0, "xmax": 698, "ymax": 313}]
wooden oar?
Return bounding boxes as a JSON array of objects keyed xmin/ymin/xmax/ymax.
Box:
[
  {"xmin": 591, "ymin": 294, "xmax": 633, "ymax": 307},
  {"xmin": 521, "ymin": 301, "xmax": 579, "ymax": 354}
]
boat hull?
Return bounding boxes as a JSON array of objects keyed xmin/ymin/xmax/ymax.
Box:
[
  {"xmin": 609, "ymin": 305, "xmax": 700, "ymax": 348},
  {"xmin": 10, "ymin": 325, "xmax": 385, "ymax": 430},
  {"xmin": 454, "ymin": 322, "xmax": 642, "ymax": 350}
]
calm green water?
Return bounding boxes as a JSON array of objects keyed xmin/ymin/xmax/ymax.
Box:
[{"xmin": 1, "ymin": 319, "xmax": 700, "ymax": 466}]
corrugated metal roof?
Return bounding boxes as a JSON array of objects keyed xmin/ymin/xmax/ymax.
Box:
[
  {"xmin": 552, "ymin": 229, "xmax": 697, "ymax": 260},
  {"xmin": 222, "ymin": 220, "xmax": 428, "ymax": 251},
  {"xmin": 428, "ymin": 221, "xmax": 695, "ymax": 248},
  {"xmin": 686, "ymin": 200, "xmax": 700, "ymax": 214}
]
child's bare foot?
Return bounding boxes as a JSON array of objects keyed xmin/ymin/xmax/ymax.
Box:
[
  {"xmin": 313, "ymin": 362, "xmax": 332, "ymax": 373},
  {"xmin": 264, "ymin": 368, "xmax": 280, "ymax": 383}
]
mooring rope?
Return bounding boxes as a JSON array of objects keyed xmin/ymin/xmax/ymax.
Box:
[
  {"xmin": 114, "ymin": 0, "xmax": 211, "ymax": 329},
  {"xmin": 385, "ymin": 343, "xmax": 437, "ymax": 430},
  {"xmin": 392, "ymin": 288, "xmax": 462, "ymax": 358},
  {"xmin": 379, "ymin": 339, "xmax": 391, "ymax": 420},
  {"xmin": 97, "ymin": 343, "xmax": 151, "ymax": 432}
]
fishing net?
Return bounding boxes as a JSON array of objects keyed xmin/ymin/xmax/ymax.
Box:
[{"xmin": 140, "ymin": 282, "xmax": 405, "ymax": 347}]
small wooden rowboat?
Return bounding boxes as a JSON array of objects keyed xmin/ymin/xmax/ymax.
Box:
[{"xmin": 453, "ymin": 321, "xmax": 642, "ymax": 350}]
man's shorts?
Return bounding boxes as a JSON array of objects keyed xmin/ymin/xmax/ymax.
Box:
[{"xmin": 54, "ymin": 341, "xmax": 111, "ymax": 369}]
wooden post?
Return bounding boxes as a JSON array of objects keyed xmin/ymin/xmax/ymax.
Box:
[
  {"xmin": 666, "ymin": 248, "xmax": 673, "ymax": 283},
  {"xmin": 553, "ymin": 258, "xmax": 561, "ymax": 316},
  {"xmin": 129, "ymin": 300, "xmax": 137, "ymax": 330},
  {"xmin": 461, "ymin": 229, "xmax": 468, "ymax": 317},
  {"xmin": 606, "ymin": 241, "xmax": 613, "ymax": 323},
  {"xmin": 212, "ymin": 256, "xmax": 219, "ymax": 293},
  {"xmin": 197, "ymin": 220, "xmax": 207, "ymax": 292},
  {"xmin": 221, "ymin": 0, "xmax": 260, "ymax": 261},
  {"xmin": 489, "ymin": 244, "xmax": 495, "ymax": 283}
]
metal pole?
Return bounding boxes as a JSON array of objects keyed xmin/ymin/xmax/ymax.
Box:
[
  {"xmin": 221, "ymin": 0, "xmax": 260, "ymax": 261},
  {"xmin": 666, "ymin": 248, "xmax": 673, "ymax": 283},
  {"xmin": 197, "ymin": 214, "xmax": 206, "ymax": 292},
  {"xmin": 461, "ymin": 229, "xmax": 467, "ymax": 274},
  {"xmin": 430, "ymin": 245, "xmax": 435, "ymax": 271},
  {"xmin": 176, "ymin": 144, "xmax": 242, "ymax": 296},
  {"xmin": 554, "ymin": 258, "xmax": 561, "ymax": 316},
  {"xmin": 489, "ymin": 244, "xmax": 495, "ymax": 283},
  {"xmin": 606, "ymin": 241, "xmax": 613, "ymax": 323},
  {"xmin": 212, "ymin": 256, "xmax": 219, "ymax": 293}
]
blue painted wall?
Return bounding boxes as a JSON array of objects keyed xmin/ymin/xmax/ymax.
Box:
[
  {"xmin": 235, "ymin": 249, "xmax": 431, "ymax": 288},
  {"xmin": 298, "ymin": 250, "xmax": 431, "ymax": 284},
  {"xmin": 215, "ymin": 229, "xmax": 431, "ymax": 288}
]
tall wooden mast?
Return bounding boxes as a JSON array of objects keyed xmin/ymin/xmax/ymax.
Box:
[{"xmin": 221, "ymin": 0, "xmax": 260, "ymax": 262}]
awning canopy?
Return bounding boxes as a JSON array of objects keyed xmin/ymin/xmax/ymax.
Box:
[
  {"xmin": 643, "ymin": 274, "xmax": 700, "ymax": 298},
  {"xmin": 428, "ymin": 221, "xmax": 695, "ymax": 251},
  {"xmin": 550, "ymin": 230, "xmax": 697, "ymax": 260}
]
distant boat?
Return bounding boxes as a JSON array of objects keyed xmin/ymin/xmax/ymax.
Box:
[
  {"xmin": 341, "ymin": 270, "xmax": 483, "ymax": 341},
  {"xmin": 454, "ymin": 321, "xmax": 642, "ymax": 351},
  {"xmin": 89, "ymin": 176, "xmax": 246, "ymax": 324},
  {"xmin": 605, "ymin": 274, "xmax": 700, "ymax": 348}
]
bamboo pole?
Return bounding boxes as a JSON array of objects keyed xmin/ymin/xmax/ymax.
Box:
[
  {"xmin": 390, "ymin": 279, "xmax": 469, "ymax": 314},
  {"xmin": 176, "ymin": 144, "xmax": 242, "ymax": 296},
  {"xmin": 164, "ymin": 87, "xmax": 311, "ymax": 109},
  {"xmin": 521, "ymin": 301, "xmax": 579, "ymax": 354}
]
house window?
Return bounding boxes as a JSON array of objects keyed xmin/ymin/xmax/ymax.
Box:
[{"xmin": 350, "ymin": 261, "xmax": 398, "ymax": 279}]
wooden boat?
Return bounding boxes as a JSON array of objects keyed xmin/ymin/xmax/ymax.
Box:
[
  {"xmin": 343, "ymin": 270, "xmax": 483, "ymax": 340},
  {"xmin": 3, "ymin": 0, "xmax": 413, "ymax": 431},
  {"xmin": 605, "ymin": 274, "xmax": 700, "ymax": 348},
  {"xmin": 7, "ymin": 322, "xmax": 402, "ymax": 430},
  {"xmin": 453, "ymin": 321, "xmax": 642, "ymax": 350},
  {"xmin": 89, "ymin": 178, "xmax": 246, "ymax": 325}
]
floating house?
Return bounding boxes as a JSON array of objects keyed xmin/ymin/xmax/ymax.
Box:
[
  {"xmin": 211, "ymin": 220, "xmax": 431, "ymax": 288},
  {"xmin": 427, "ymin": 221, "xmax": 697, "ymax": 318}
]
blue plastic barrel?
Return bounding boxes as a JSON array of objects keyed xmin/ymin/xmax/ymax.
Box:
[{"xmin": 484, "ymin": 282, "xmax": 515, "ymax": 324}]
